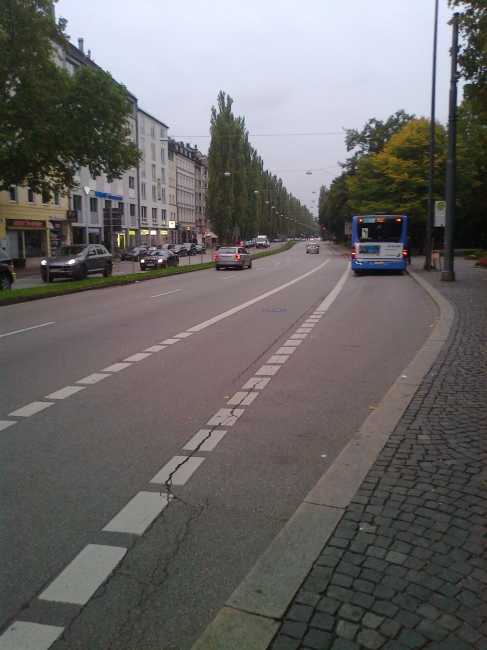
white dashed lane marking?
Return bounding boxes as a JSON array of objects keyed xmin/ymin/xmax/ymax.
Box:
[
  {"xmin": 151, "ymin": 289, "xmax": 183, "ymax": 298},
  {"xmin": 9, "ymin": 402, "xmax": 54, "ymax": 417},
  {"xmin": 76, "ymin": 373, "xmax": 110, "ymax": 385},
  {"xmin": 296, "ymin": 328, "xmax": 312, "ymax": 334},
  {"xmin": 226, "ymin": 392, "xmax": 259, "ymax": 406},
  {"xmin": 241, "ymin": 377, "xmax": 271, "ymax": 390},
  {"xmin": 282, "ymin": 340, "xmax": 302, "ymax": 347},
  {"xmin": 0, "ymin": 621, "xmax": 64, "ymax": 650},
  {"xmin": 124, "ymin": 352, "xmax": 152, "ymax": 362},
  {"xmin": 183, "ymin": 429, "xmax": 227, "ymax": 452},
  {"xmin": 160, "ymin": 338, "xmax": 181, "ymax": 345},
  {"xmin": 206, "ymin": 409, "xmax": 244, "ymax": 427},
  {"xmin": 174, "ymin": 332, "xmax": 193, "ymax": 338},
  {"xmin": 39, "ymin": 544, "xmax": 127, "ymax": 605},
  {"xmin": 45, "ymin": 386, "xmax": 85, "ymax": 400},
  {"xmin": 150, "ymin": 456, "xmax": 205, "ymax": 485},
  {"xmin": 290, "ymin": 333, "xmax": 307, "ymax": 339},
  {"xmin": 101, "ymin": 363, "xmax": 132, "ymax": 373},
  {"xmin": 267, "ymin": 356, "xmax": 289, "ymax": 364},
  {"xmin": 275, "ymin": 347, "xmax": 296, "ymax": 355},
  {"xmin": 0, "ymin": 322, "xmax": 55, "ymax": 339},
  {"xmin": 103, "ymin": 492, "xmax": 172, "ymax": 535},
  {"xmin": 0, "ymin": 420, "xmax": 16, "ymax": 432},
  {"xmin": 144, "ymin": 345, "xmax": 166, "ymax": 352},
  {"xmin": 221, "ymin": 275, "xmax": 235, "ymax": 280},
  {"xmin": 255, "ymin": 365, "xmax": 281, "ymax": 376}
]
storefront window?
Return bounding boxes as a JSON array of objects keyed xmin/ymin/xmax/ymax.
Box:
[{"xmin": 25, "ymin": 230, "xmax": 47, "ymax": 257}]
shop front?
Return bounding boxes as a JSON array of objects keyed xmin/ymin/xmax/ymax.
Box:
[
  {"xmin": 6, "ymin": 218, "xmax": 48, "ymax": 267},
  {"xmin": 140, "ymin": 229, "xmax": 150, "ymax": 247},
  {"xmin": 49, "ymin": 218, "xmax": 68, "ymax": 255},
  {"xmin": 88, "ymin": 227, "xmax": 102, "ymax": 244},
  {"xmin": 128, "ymin": 230, "xmax": 137, "ymax": 248}
]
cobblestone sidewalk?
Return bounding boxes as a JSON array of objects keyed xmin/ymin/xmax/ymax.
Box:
[{"xmin": 271, "ymin": 261, "xmax": 487, "ymax": 650}]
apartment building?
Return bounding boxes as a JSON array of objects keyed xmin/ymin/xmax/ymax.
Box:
[
  {"xmin": 169, "ymin": 140, "xmax": 196, "ymax": 243},
  {"xmin": 138, "ymin": 110, "xmax": 169, "ymax": 247},
  {"xmin": 194, "ymin": 150, "xmax": 211, "ymax": 246}
]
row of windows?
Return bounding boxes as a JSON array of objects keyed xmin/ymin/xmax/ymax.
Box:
[
  {"xmin": 176, "ymin": 173, "xmax": 194, "ymax": 189},
  {"xmin": 140, "ymin": 207, "xmax": 168, "ymax": 225},
  {"xmin": 139, "ymin": 115, "xmax": 166, "ymax": 140},
  {"xmin": 139, "ymin": 139, "xmax": 166, "ymax": 164},
  {"xmin": 8, "ymin": 186, "xmax": 60, "ymax": 206},
  {"xmin": 141, "ymin": 183, "xmax": 166, "ymax": 203}
]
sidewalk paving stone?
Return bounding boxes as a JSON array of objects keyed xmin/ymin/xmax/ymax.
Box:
[{"xmin": 270, "ymin": 262, "xmax": 487, "ymax": 649}]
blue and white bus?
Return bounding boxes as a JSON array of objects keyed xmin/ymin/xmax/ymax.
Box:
[{"xmin": 350, "ymin": 215, "xmax": 408, "ymax": 273}]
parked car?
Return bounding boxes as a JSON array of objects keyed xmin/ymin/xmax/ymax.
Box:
[
  {"xmin": 172, "ymin": 244, "xmax": 187, "ymax": 257},
  {"xmin": 195, "ymin": 244, "xmax": 206, "ymax": 254},
  {"xmin": 306, "ymin": 242, "xmax": 320, "ymax": 254},
  {"xmin": 41, "ymin": 244, "xmax": 113, "ymax": 282},
  {"xmin": 157, "ymin": 244, "xmax": 175, "ymax": 252},
  {"xmin": 214, "ymin": 246, "xmax": 252, "ymax": 270},
  {"xmin": 244, "ymin": 240, "xmax": 255, "ymax": 248},
  {"xmin": 182, "ymin": 243, "xmax": 197, "ymax": 256},
  {"xmin": 121, "ymin": 247, "xmax": 147, "ymax": 261},
  {"xmin": 140, "ymin": 250, "xmax": 179, "ymax": 270},
  {"xmin": 0, "ymin": 248, "xmax": 16, "ymax": 290}
]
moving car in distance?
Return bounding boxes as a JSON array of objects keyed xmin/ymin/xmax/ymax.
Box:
[
  {"xmin": 41, "ymin": 244, "xmax": 112, "ymax": 282},
  {"xmin": 255, "ymin": 235, "xmax": 270, "ymax": 248},
  {"xmin": 195, "ymin": 243, "xmax": 206, "ymax": 254},
  {"xmin": 351, "ymin": 215, "xmax": 408, "ymax": 274},
  {"xmin": 306, "ymin": 241, "xmax": 320, "ymax": 254},
  {"xmin": 0, "ymin": 248, "xmax": 16, "ymax": 290},
  {"xmin": 140, "ymin": 250, "xmax": 179, "ymax": 270},
  {"xmin": 214, "ymin": 246, "xmax": 252, "ymax": 270}
]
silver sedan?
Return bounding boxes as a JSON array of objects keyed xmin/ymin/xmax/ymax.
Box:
[{"xmin": 213, "ymin": 246, "xmax": 252, "ymax": 270}]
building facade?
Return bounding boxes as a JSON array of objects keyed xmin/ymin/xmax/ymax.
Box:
[{"xmin": 169, "ymin": 140, "xmax": 196, "ymax": 243}]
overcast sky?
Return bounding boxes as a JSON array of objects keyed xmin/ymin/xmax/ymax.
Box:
[{"xmin": 57, "ymin": 0, "xmax": 457, "ymax": 218}]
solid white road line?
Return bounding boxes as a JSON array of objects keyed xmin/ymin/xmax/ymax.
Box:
[
  {"xmin": 267, "ymin": 356, "xmax": 289, "ymax": 364},
  {"xmin": 151, "ymin": 289, "xmax": 183, "ymax": 298},
  {"xmin": 241, "ymin": 377, "xmax": 271, "ymax": 390},
  {"xmin": 188, "ymin": 260, "xmax": 329, "ymax": 333},
  {"xmin": 255, "ymin": 365, "xmax": 281, "ymax": 376},
  {"xmin": 101, "ymin": 363, "xmax": 132, "ymax": 373},
  {"xmin": 184, "ymin": 429, "xmax": 227, "ymax": 452},
  {"xmin": 124, "ymin": 352, "xmax": 152, "ymax": 362},
  {"xmin": 76, "ymin": 373, "xmax": 110, "ymax": 385},
  {"xmin": 0, "ymin": 621, "xmax": 64, "ymax": 650},
  {"xmin": 9, "ymin": 402, "xmax": 54, "ymax": 417},
  {"xmin": 206, "ymin": 409, "xmax": 245, "ymax": 427},
  {"xmin": 39, "ymin": 544, "xmax": 127, "ymax": 605},
  {"xmin": 160, "ymin": 338, "xmax": 180, "ymax": 345},
  {"xmin": 317, "ymin": 265, "xmax": 350, "ymax": 313},
  {"xmin": 103, "ymin": 492, "xmax": 172, "ymax": 535},
  {"xmin": 144, "ymin": 345, "xmax": 166, "ymax": 352},
  {"xmin": 0, "ymin": 322, "xmax": 55, "ymax": 339},
  {"xmin": 150, "ymin": 456, "xmax": 205, "ymax": 485},
  {"xmin": 45, "ymin": 386, "xmax": 85, "ymax": 400},
  {"xmin": 0, "ymin": 421, "xmax": 16, "ymax": 432}
]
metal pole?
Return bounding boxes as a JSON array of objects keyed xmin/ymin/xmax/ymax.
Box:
[
  {"xmin": 425, "ymin": 0, "xmax": 439, "ymax": 270},
  {"xmin": 441, "ymin": 13, "xmax": 459, "ymax": 282}
]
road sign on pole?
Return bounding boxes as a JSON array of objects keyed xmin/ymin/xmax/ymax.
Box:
[{"xmin": 434, "ymin": 201, "xmax": 446, "ymax": 227}]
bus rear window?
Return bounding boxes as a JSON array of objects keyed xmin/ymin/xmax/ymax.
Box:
[{"xmin": 357, "ymin": 220, "xmax": 403, "ymax": 242}]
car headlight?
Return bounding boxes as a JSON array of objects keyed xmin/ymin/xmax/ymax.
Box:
[
  {"xmin": 68, "ymin": 259, "xmax": 76, "ymax": 265},
  {"xmin": 140, "ymin": 258, "xmax": 145, "ymax": 263},
  {"xmin": 41, "ymin": 260, "xmax": 47, "ymax": 266},
  {"xmin": 158, "ymin": 258, "xmax": 163, "ymax": 263}
]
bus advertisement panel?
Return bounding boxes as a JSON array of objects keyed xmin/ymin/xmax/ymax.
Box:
[{"xmin": 351, "ymin": 215, "xmax": 408, "ymax": 273}]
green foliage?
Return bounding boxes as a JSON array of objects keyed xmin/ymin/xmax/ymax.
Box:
[
  {"xmin": 347, "ymin": 119, "xmax": 447, "ymax": 236},
  {"xmin": 318, "ymin": 173, "xmax": 352, "ymax": 242},
  {"xmin": 450, "ymin": 1, "xmax": 487, "ymax": 124},
  {"xmin": 0, "ymin": 0, "xmax": 141, "ymax": 196},
  {"xmin": 207, "ymin": 91, "xmax": 315, "ymax": 243},
  {"xmin": 343, "ymin": 110, "xmax": 415, "ymax": 172}
]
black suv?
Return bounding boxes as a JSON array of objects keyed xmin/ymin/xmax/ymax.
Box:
[{"xmin": 0, "ymin": 248, "xmax": 16, "ymax": 290}]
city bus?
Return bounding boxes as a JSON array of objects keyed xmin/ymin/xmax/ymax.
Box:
[{"xmin": 350, "ymin": 215, "xmax": 408, "ymax": 273}]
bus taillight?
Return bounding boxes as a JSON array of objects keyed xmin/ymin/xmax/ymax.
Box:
[
  {"xmin": 350, "ymin": 249, "xmax": 356, "ymax": 259},
  {"xmin": 403, "ymin": 249, "xmax": 407, "ymax": 258}
]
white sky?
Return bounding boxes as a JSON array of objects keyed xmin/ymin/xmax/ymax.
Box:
[{"xmin": 57, "ymin": 0, "xmax": 457, "ymax": 218}]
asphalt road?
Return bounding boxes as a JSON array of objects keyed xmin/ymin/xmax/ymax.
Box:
[{"xmin": 0, "ymin": 243, "xmax": 438, "ymax": 650}]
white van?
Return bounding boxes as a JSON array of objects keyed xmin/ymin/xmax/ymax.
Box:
[{"xmin": 255, "ymin": 235, "xmax": 270, "ymax": 249}]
